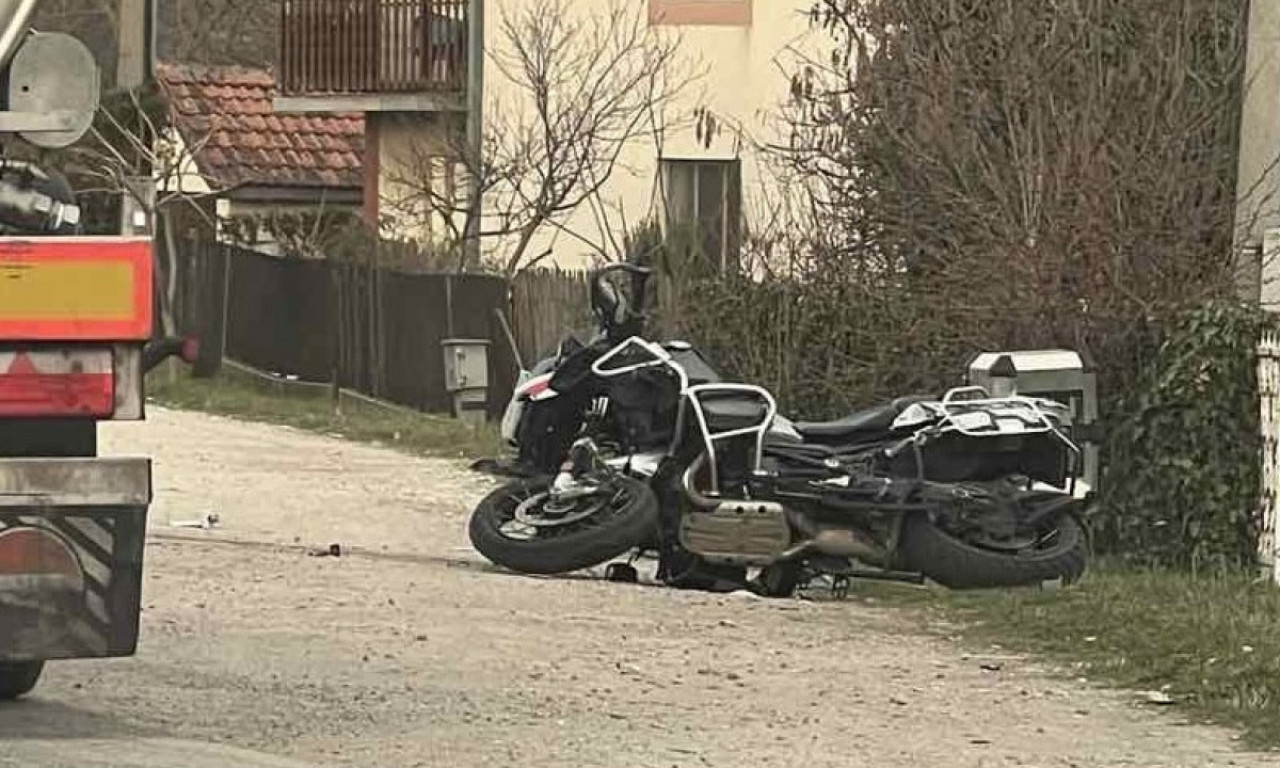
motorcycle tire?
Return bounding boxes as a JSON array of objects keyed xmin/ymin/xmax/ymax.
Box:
[
  {"xmin": 899, "ymin": 510, "xmax": 1088, "ymax": 590},
  {"xmin": 469, "ymin": 476, "xmax": 659, "ymax": 575},
  {"xmin": 0, "ymin": 662, "xmax": 43, "ymax": 700},
  {"xmin": 755, "ymin": 562, "xmax": 804, "ymax": 598}
]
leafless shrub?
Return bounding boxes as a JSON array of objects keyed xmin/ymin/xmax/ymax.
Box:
[
  {"xmin": 670, "ymin": 0, "xmax": 1253, "ymax": 419},
  {"xmin": 388, "ymin": 0, "xmax": 697, "ymax": 277}
]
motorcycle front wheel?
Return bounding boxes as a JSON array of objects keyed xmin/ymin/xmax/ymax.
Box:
[
  {"xmin": 469, "ymin": 475, "xmax": 659, "ymax": 575},
  {"xmin": 899, "ymin": 509, "xmax": 1088, "ymax": 589},
  {"xmin": 0, "ymin": 661, "xmax": 43, "ymax": 700}
]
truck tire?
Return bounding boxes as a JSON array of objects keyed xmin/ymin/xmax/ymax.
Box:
[{"xmin": 0, "ymin": 662, "xmax": 43, "ymax": 700}]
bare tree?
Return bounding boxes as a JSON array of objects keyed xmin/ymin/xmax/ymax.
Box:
[
  {"xmin": 65, "ymin": 86, "xmax": 220, "ymax": 336},
  {"xmin": 34, "ymin": 0, "xmax": 277, "ymax": 82},
  {"xmin": 389, "ymin": 0, "xmax": 696, "ymax": 277},
  {"xmin": 658, "ymin": 0, "xmax": 1256, "ymax": 424}
]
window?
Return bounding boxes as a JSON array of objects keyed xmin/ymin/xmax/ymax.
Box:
[
  {"xmin": 649, "ymin": 0, "xmax": 752, "ymax": 27},
  {"xmin": 661, "ymin": 158, "xmax": 742, "ymax": 274}
]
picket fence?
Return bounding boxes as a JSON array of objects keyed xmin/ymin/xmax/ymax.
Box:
[{"xmin": 1258, "ymin": 331, "xmax": 1280, "ymax": 582}]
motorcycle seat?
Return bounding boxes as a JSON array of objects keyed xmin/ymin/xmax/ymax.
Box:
[
  {"xmin": 793, "ymin": 396, "xmax": 932, "ymax": 444},
  {"xmin": 700, "ymin": 396, "xmax": 770, "ymax": 433}
]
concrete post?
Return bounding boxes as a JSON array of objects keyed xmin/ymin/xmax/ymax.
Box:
[{"xmin": 464, "ymin": 0, "xmax": 484, "ymax": 267}]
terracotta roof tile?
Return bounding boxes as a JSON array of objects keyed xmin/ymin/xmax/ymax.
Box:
[{"xmin": 155, "ymin": 62, "xmax": 364, "ymax": 191}]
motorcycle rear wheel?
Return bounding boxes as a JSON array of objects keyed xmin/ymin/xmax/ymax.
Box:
[
  {"xmin": 469, "ymin": 475, "xmax": 658, "ymax": 575},
  {"xmin": 900, "ymin": 509, "xmax": 1087, "ymax": 589}
]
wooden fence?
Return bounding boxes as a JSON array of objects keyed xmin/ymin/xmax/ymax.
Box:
[
  {"xmin": 508, "ymin": 268, "xmax": 592, "ymax": 367},
  {"xmin": 1259, "ymin": 331, "xmax": 1280, "ymax": 582},
  {"xmin": 174, "ymin": 240, "xmax": 589, "ymax": 416}
]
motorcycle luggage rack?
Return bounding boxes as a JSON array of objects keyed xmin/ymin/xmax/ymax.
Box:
[
  {"xmin": 591, "ymin": 336, "xmax": 779, "ymax": 495},
  {"xmin": 926, "ymin": 386, "xmax": 1085, "ymax": 492},
  {"xmin": 934, "ymin": 386, "xmax": 1081, "ymax": 456},
  {"xmin": 591, "ymin": 336, "xmax": 689, "ymax": 389},
  {"xmin": 683, "ymin": 383, "xmax": 778, "ymax": 494}
]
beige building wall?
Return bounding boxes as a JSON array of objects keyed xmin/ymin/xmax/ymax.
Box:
[
  {"xmin": 376, "ymin": 112, "xmax": 467, "ymax": 245},
  {"xmin": 477, "ymin": 0, "xmax": 816, "ymax": 270},
  {"xmin": 1237, "ymin": 0, "xmax": 1280, "ymax": 307}
]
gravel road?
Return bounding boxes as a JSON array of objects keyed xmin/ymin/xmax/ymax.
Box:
[{"xmin": 1, "ymin": 407, "xmax": 1275, "ymax": 768}]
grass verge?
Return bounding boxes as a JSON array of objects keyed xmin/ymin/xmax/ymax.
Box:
[
  {"xmin": 146, "ymin": 365, "xmax": 503, "ymax": 461},
  {"xmin": 881, "ymin": 564, "xmax": 1280, "ymax": 749}
]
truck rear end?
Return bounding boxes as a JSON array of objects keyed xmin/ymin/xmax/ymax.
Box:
[{"xmin": 0, "ymin": 236, "xmax": 183, "ymax": 699}]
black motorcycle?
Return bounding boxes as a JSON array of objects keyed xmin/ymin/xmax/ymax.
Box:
[{"xmin": 470, "ymin": 263, "xmax": 1089, "ymax": 595}]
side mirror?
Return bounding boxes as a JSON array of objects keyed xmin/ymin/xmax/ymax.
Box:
[
  {"xmin": 180, "ymin": 337, "xmax": 200, "ymax": 365},
  {"xmin": 143, "ymin": 336, "xmax": 201, "ymax": 373}
]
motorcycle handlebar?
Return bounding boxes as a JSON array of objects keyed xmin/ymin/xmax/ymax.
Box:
[
  {"xmin": 589, "ymin": 263, "xmax": 653, "ymax": 281},
  {"xmin": 596, "ymin": 263, "xmax": 651, "ymax": 273}
]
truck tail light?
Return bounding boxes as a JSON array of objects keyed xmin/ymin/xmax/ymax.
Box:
[
  {"xmin": 0, "ymin": 349, "xmax": 114, "ymax": 418},
  {"xmin": 0, "ymin": 527, "xmax": 83, "ymax": 580}
]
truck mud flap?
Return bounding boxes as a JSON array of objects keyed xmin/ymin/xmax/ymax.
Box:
[{"xmin": 0, "ymin": 458, "xmax": 150, "ymax": 662}]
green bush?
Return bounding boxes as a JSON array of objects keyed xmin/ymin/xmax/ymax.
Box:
[
  {"xmin": 659, "ymin": 263, "xmax": 1269, "ymax": 569},
  {"xmin": 1095, "ymin": 302, "xmax": 1271, "ymax": 570}
]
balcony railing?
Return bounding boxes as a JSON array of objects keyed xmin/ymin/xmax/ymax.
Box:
[{"xmin": 278, "ymin": 0, "xmax": 467, "ymax": 96}]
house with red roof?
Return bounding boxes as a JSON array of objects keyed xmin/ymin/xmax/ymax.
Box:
[{"xmin": 153, "ymin": 63, "xmax": 367, "ymax": 254}]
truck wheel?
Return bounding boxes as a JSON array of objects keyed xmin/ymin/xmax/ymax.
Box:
[{"xmin": 0, "ymin": 661, "xmax": 43, "ymax": 700}]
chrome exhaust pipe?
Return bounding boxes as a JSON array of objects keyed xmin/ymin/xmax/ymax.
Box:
[{"xmin": 681, "ymin": 453, "xmax": 720, "ymax": 509}]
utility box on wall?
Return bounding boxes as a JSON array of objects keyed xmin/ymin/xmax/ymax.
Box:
[
  {"xmin": 967, "ymin": 350, "xmax": 1100, "ymax": 496},
  {"xmin": 442, "ymin": 338, "xmax": 490, "ymax": 426}
]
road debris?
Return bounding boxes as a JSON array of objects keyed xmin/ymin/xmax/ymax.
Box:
[
  {"xmin": 1140, "ymin": 690, "xmax": 1177, "ymax": 706},
  {"xmin": 171, "ymin": 512, "xmax": 221, "ymax": 530}
]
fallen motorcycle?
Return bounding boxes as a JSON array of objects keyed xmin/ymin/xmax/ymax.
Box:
[{"xmin": 470, "ymin": 263, "xmax": 1089, "ymax": 595}]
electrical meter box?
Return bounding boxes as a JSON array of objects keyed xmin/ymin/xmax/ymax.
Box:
[
  {"xmin": 442, "ymin": 338, "xmax": 490, "ymax": 425},
  {"xmin": 967, "ymin": 350, "xmax": 1099, "ymax": 495}
]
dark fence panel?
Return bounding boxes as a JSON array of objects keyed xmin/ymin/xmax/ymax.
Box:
[
  {"xmin": 225, "ymin": 248, "xmax": 335, "ymax": 381},
  {"xmin": 173, "ymin": 239, "xmax": 230, "ymax": 377},
  {"xmin": 179, "ymin": 241, "xmax": 588, "ymax": 418},
  {"xmin": 379, "ymin": 271, "xmax": 451, "ymax": 411}
]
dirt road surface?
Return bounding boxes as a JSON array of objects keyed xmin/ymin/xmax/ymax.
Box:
[{"xmin": 1, "ymin": 407, "xmax": 1275, "ymax": 768}]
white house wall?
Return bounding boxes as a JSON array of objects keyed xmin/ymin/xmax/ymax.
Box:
[
  {"xmin": 475, "ymin": 0, "xmax": 817, "ymax": 270},
  {"xmin": 153, "ymin": 127, "xmax": 214, "ymax": 198},
  {"xmin": 377, "ymin": 112, "xmax": 465, "ymax": 245},
  {"xmin": 1237, "ymin": 0, "xmax": 1280, "ymax": 307}
]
